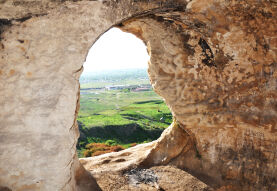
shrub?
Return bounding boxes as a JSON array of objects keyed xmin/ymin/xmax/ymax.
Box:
[
  {"xmin": 83, "ymin": 150, "xmax": 93, "ymax": 157},
  {"xmin": 130, "ymin": 143, "xmax": 137, "ymax": 147},
  {"xmin": 93, "ymin": 150, "xmax": 111, "ymax": 156},
  {"xmin": 83, "ymin": 142, "xmax": 124, "ymax": 157},
  {"xmin": 105, "ymin": 140, "xmax": 117, "ymax": 146},
  {"xmin": 110, "ymin": 145, "xmax": 124, "ymax": 152}
]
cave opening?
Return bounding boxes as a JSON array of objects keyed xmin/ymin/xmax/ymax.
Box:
[{"xmin": 77, "ymin": 27, "xmax": 173, "ymax": 158}]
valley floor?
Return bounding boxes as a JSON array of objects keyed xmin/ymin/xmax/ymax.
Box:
[{"xmin": 77, "ymin": 87, "xmax": 172, "ymax": 157}]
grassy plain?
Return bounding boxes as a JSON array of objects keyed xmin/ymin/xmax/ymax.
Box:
[{"xmin": 77, "ymin": 69, "xmax": 172, "ymax": 157}]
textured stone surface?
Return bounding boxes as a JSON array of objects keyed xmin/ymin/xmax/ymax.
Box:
[
  {"xmin": 87, "ymin": 165, "xmax": 213, "ymax": 191},
  {"xmin": 0, "ymin": 0, "xmax": 276, "ymax": 190},
  {"xmin": 119, "ymin": 1, "xmax": 277, "ymax": 190}
]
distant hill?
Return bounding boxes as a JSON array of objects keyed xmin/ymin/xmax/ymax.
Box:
[{"xmin": 80, "ymin": 68, "xmax": 150, "ymax": 88}]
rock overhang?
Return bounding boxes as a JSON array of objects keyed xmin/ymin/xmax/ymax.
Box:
[{"xmin": 0, "ymin": 0, "xmax": 276, "ymax": 190}]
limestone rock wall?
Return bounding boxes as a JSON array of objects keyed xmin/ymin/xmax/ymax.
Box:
[
  {"xmin": 120, "ymin": 1, "xmax": 277, "ymax": 190},
  {"xmin": 0, "ymin": 0, "xmax": 276, "ymax": 190},
  {"xmin": 0, "ymin": 0, "xmax": 187, "ymax": 190}
]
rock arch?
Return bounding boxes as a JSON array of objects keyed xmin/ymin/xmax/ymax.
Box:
[{"xmin": 0, "ymin": 0, "xmax": 276, "ymax": 190}]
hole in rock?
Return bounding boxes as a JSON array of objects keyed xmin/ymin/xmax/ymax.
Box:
[{"xmin": 77, "ymin": 28, "xmax": 172, "ymax": 158}]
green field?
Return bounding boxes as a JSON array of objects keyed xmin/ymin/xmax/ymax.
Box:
[{"xmin": 77, "ymin": 69, "xmax": 172, "ymax": 157}]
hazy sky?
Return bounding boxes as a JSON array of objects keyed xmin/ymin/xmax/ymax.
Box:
[{"xmin": 82, "ymin": 28, "xmax": 150, "ymax": 74}]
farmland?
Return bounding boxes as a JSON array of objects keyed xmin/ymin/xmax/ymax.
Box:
[{"xmin": 77, "ymin": 69, "xmax": 172, "ymax": 157}]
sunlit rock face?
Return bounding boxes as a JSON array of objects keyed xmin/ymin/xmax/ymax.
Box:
[
  {"xmin": 120, "ymin": 2, "xmax": 277, "ymax": 190},
  {"xmin": 0, "ymin": 0, "xmax": 276, "ymax": 190}
]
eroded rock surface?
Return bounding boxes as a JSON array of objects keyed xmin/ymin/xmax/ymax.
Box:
[
  {"xmin": 82, "ymin": 161, "xmax": 213, "ymax": 191},
  {"xmin": 119, "ymin": 2, "xmax": 277, "ymax": 189},
  {"xmin": 0, "ymin": 0, "xmax": 276, "ymax": 190}
]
